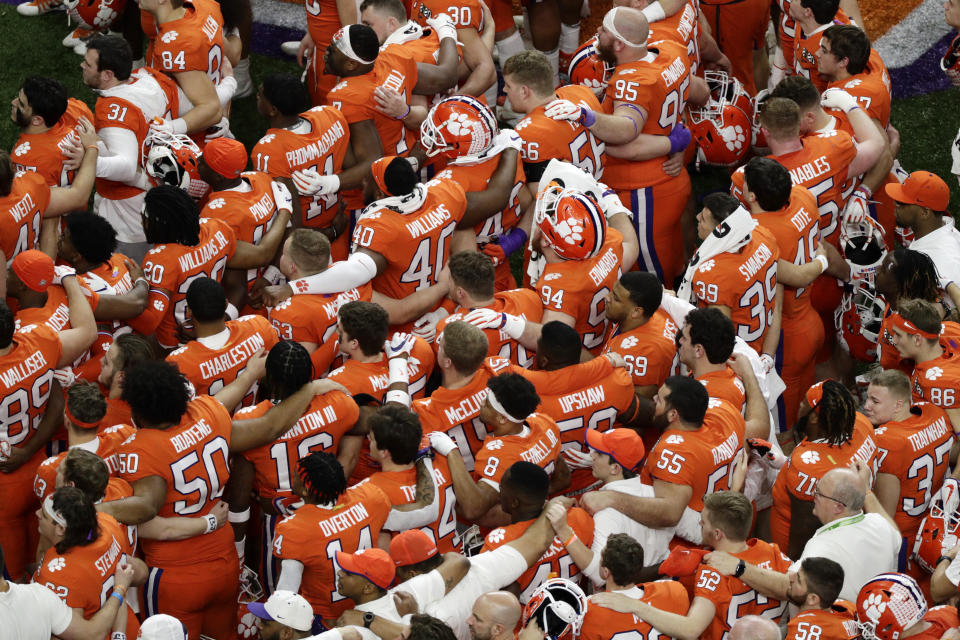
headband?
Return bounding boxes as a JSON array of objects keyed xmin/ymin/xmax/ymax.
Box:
[
  {"xmin": 486, "ymin": 387, "xmax": 529, "ymax": 424},
  {"xmin": 65, "ymin": 404, "xmax": 102, "ymax": 431},
  {"xmin": 43, "ymin": 495, "xmax": 67, "ymax": 527},
  {"xmin": 603, "ymin": 8, "xmax": 647, "ymax": 49},
  {"xmin": 333, "ymin": 27, "xmax": 376, "ymax": 65},
  {"xmin": 371, "ymin": 156, "xmax": 397, "ymax": 195},
  {"xmin": 889, "ymin": 313, "xmax": 941, "ymax": 341},
  {"xmin": 805, "ymin": 380, "xmax": 828, "ymax": 410}
]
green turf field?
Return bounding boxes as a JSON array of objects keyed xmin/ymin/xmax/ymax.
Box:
[{"xmin": 3, "ymin": 4, "xmax": 959, "ymax": 213}]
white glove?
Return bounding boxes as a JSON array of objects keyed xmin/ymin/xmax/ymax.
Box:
[
  {"xmin": 53, "ymin": 367, "xmax": 77, "ymax": 388},
  {"xmin": 149, "ymin": 117, "xmax": 187, "ymax": 136},
  {"xmin": 820, "ymin": 88, "xmax": 859, "ymax": 114},
  {"xmin": 494, "ymin": 128, "xmax": 522, "ymax": 152},
  {"xmin": 204, "ymin": 116, "xmax": 231, "ymax": 142},
  {"xmin": 564, "ymin": 447, "xmax": 594, "ymax": 470},
  {"xmin": 544, "ymin": 99, "xmax": 583, "ymax": 122},
  {"xmin": 271, "ymin": 180, "xmax": 294, "ymax": 213},
  {"xmin": 412, "ymin": 308, "xmax": 450, "ymax": 343},
  {"xmin": 426, "ymin": 13, "xmax": 457, "ymax": 42},
  {"xmin": 292, "ymin": 168, "xmax": 340, "ymax": 196},
  {"xmin": 462, "ymin": 308, "xmax": 526, "ymax": 340},
  {"xmin": 385, "ymin": 332, "xmax": 417, "ymax": 358},
  {"xmin": 53, "ymin": 265, "xmax": 76, "ymax": 285},
  {"xmin": 758, "ymin": 354, "xmax": 775, "ymax": 375},
  {"xmin": 428, "ymin": 431, "xmax": 458, "ymax": 456},
  {"xmin": 842, "ymin": 186, "xmax": 871, "ymax": 226}
]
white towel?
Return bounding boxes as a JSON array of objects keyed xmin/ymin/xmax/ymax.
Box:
[{"xmin": 677, "ymin": 206, "xmax": 758, "ymax": 304}]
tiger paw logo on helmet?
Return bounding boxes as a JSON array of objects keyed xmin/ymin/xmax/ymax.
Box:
[
  {"xmin": 721, "ymin": 125, "xmax": 746, "ymax": 152},
  {"xmin": 443, "ymin": 112, "xmax": 474, "ymax": 137},
  {"xmin": 861, "ymin": 593, "xmax": 887, "ymax": 621},
  {"xmin": 554, "ymin": 219, "xmax": 585, "ymax": 246}
]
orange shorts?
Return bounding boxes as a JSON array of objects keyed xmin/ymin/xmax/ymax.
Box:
[
  {"xmin": 811, "ymin": 276, "xmax": 843, "ymax": 362},
  {"xmin": 144, "ymin": 554, "xmax": 240, "ymax": 640},
  {"xmin": 0, "ymin": 450, "xmax": 45, "ymax": 581},
  {"xmin": 779, "ymin": 308, "xmax": 824, "ymax": 429}
]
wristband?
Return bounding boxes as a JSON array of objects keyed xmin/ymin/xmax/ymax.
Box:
[
  {"xmin": 85, "ymin": 144, "xmax": 99, "ymax": 152},
  {"xmin": 228, "ymin": 507, "xmax": 251, "ymax": 523},
  {"xmin": 388, "ymin": 356, "xmax": 410, "ymax": 384},
  {"xmin": 814, "ymin": 254, "xmax": 829, "ymax": 274},
  {"xmin": 579, "ymin": 108, "xmax": 597, "ymax": 128},
  {"xmin": 847, "ymin": 105, "xmax": 860, "ymax": 114},
  {"xmin": 113, "ymin": 584, "xmax": 127, "ymax": 597},
  {"xmin": 171, "ymin": 118, "xmax": 188, "ymax": 135},
  {"xmin": 562, "ymin": 532, "xmax": 578, "ymax": 547},
  {"xmin": 203, "ymin": 513, "xmax": 218, "ymax": 534},
  {"xmin": 110, "ymin": 591, "xmax": 125, "ymax": 604},
  {"xmin": 498, "ymin": 227, "xmax": 528, "ymax": 256},
  {"xmin": 397, "ymin": 104, "xmax": 411, "ymax": 120},
  {"xmin": 385, "ymin": 389, "xmax": 411, "ymax": 406},
  {"xmin": 134, "ymin": 277, "xmax": 149, "ymax": 288},
  {"xmin": 640, "ymin": 1, "xmax": 665, "ymax": 23},
  {"xmin": 263, "ymin": 265, "xmax": 284, "ymax": 286},
  {"xmin": 939, "ymin": 555, "xmax": 953, "ymax": 566},
  {"xmin": 112, "ymin": 633, "xmax": 127, "ymax": 640}
]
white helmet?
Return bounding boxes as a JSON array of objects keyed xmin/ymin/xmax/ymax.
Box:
[
  {"xmin": 142, "ymin": 129, "xmax": 209, "ymax": 201},
  {"xmin": 521, "ymin": 578, "xmax": 588, "ymax": 640},
  {"xmin": 842, "ymin": 217, "xmax": 886, "ymax": 283}
]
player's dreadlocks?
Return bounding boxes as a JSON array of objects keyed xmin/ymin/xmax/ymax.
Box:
[
  {"xmin": 884, "ymin": 249, "xmax": 941, "ymax": 306},
  {"xmin": 261, "ymin": 340, "xmax": 314, "ymax": 402},
  {"xmin": 143, "ymin": 185, "xmax": 201, "ymax": 246},
  {"xmin": 122, "ymin": 360, "xmax": 191, "ymax": 427},
  {"xmin": 51, "ymin": 486, "xmax": 101, "ymax": 554},
  {"xmin": 297, "ymin": 451, "xmax": 347, "ymax": 505},
  {"xmin": 816, "ymin": 380, "xmax": 857, "ymax": 446}
]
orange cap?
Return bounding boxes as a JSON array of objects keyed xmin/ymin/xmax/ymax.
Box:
[
  {"xmin": 884, "ymin": 171, "xmax": 950, "ymax": 211},
  {"xmin": 11, "ymin": 250, "xmax": 54, "ymax": 292},
  {"xmin": 804, "ymin": 380, "xmax": 830, "ymax": 410},
  {"xmin": 370, "ymin": 156, "xmax": 398, "ymax": 195},
  {"xmin": 659, "ymin": 546, "xmax": 709, "ymax": 577},
  {"xmin": 203, "ymin": 138, "xmax": 247, "ymax": 178},
  {"xmin": 389, "ymin": 529, "xmax": 438, "ymax": 567},
  {"xmin": 585, "ymin": 428, "xmax": 645, "ymax": 472},
  {"xmin": 336, "ymin": 548, "xmax": 395, "ymax": 590}
]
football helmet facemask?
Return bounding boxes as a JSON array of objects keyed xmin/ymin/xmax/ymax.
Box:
[
  {"xmin": 420, "ymin": 95, "xmax": 498, "ymax": 160},
  {"xmin": 911, "ymin": 478, "xmax": 960, "ymax": 573},
  {"xmin": 689, "ymin": 71, "xmax": 752, "ymax": 166},
  {"xmin": 534, "ymin": 182, "xmax": 607, "ymax": 261},
  {"xmin": 143, "ymin": 129, "xmax": 208, "ymax": 201},
  {"xmin": 856, "ymin": 573, "xmax": 927, "ymax": 640},
  {"xmin": 521, "ymin": 578, "xmax": 588, "ymax": 640}
]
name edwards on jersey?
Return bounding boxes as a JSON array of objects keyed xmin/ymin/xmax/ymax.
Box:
[
  {"xmin": 589, "ymin": 246, "xmax": 619, "ymax": 287},
  {"xmin": 284, "ymin": 118, "xmax": 346, "ymax": 167},
  {"xmin": 738, "ymin": 241, "xmax": 775, "ymax": 283},
  {"xmin": 176, "ymin": 223, "xmax": 231, "ymax": 272}
]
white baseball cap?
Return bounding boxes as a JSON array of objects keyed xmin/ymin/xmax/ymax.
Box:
[
  {"xmin": 248, "ymin": 590, "xmax": 314, "ymax": 632},
  {"xmin": 138, "ymin": 614, "xmax": 188, "ymax": 640}
]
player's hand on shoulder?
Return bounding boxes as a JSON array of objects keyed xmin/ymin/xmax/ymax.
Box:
[{"xmin": 703, "ymin": 550, "xmax": 739, "ymax": 575}]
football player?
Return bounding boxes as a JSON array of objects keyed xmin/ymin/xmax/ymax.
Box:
[
  {"xmin": 127, "ymin": 185, "xmax": 290, "ymax": 350},
  {"xmin": 576, "ymin": 533, "xmax": 689, "ymax": 640},
  {"xmin": 479, "ymin": 462, "xmax": 593, "ymax": 603},
  {"xmin": 547, "ymin": 6, "xmax": 696, "ymax": 284},
  {"xmin": 861, "ymin": 369, "xmax": 955, "ymax": 563},
  {"xmin": 81, "ymin": 35, "xmax": 181, "ymax": 262},
  {"xmin": 788, "ymin": 0, "xmax": 856, "ymax": 91},
  {"xmin": 428, "ymin": 372, "xmax": 565, "ymax": 523},
  {"xmin": 602, "ymin": 272, "xmax": 678, "ymax": 399},
  {"xmin": 252, "ymin": 75, "xmax": 350, "ymax": 259},
  {"xmin": 590, "ymin": 491, "xmax": 792, "ymax": 640},
  {"xmin": 769, "ymin": 380, "xmax": 879, "ymax": 558},
  {"xmin": 818, "ymin": 25, "xmax": 891, "ymax": 130},
  {"xmin": 436, "ymin": 251, "xmax": 543, "ymax": 368},
  {"xmin": 700, "ymin": 0, "xmax": 771, "ymax": 95},
  {"xmin": 890, "ymin": 298, "xmax": 960, "ymax": 432},
  {"xmin": 165, "ymin": 278, "xmax": 279, "ymax": 401},
  {"xmin": 97, "ymin": 333, "xmax": 155, "ymax": 428},
  {"xmin": 771, "ymin": 0, "xmax": 863, "ymax": 84},
  {"xmin": 687, "ymin": 193, "xmax": 782, "ymax": 358},
  {"xmin": 857, "ymin": 573, "xmax": 960, "ymax": 640},
  {"xmin": 677, "ymin": 308, "xmax": 745, "ymax": 410}
]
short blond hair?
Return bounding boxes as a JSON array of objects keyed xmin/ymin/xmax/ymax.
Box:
[
  {"xmin": 502, "ymin": 50, "xmax": 555, "ymax": 97},
  {"xmin": 759, "ymin": 97, "xmax": 801, "ymax": 140},
  {"xmin": 440, "ymin": 321, "xmax": 488, "ymax": 375}
]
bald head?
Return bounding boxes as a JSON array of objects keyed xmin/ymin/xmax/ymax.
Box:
[
  {"xmin": 605, "ymin": 7, "xmax": 649, "ymax": 48},
  {"xmin": 729, "ymin": 615, "xmax": 779, "ymax": 640},
  {"xmin": 480, "ymin": 592, "xmax": 522, "ymax": 628},
  {"xmin": 822, "ymin": 467, "xmax": 866, "ymax": 513}
]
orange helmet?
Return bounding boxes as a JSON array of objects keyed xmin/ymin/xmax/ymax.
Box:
[
  {"xmin": 142, "ymin": 128, "xmax": 208, "ymax": 201},
  {"xmin": 535, "ymin": 182, "xmax": 607, "ymax": 261},
  {"xmin": 856, "ymin": 573, "xmax": 927, "ymax": 640},
  {"xmin": 835, "ymin": 281, "xmax": 885, "ymax": 363},
  {"xmin": 521, "ymin": 578, "xmax": 588, "ymax": 640},
  {"xmin": 911, "ymin": 478, "xmax": 960, "ymax": 573},
  {"xmin": 568, "ymin": 36, "xmax": 610, "ymax": 94},
  {"xmin": 689, "ymin": 71, "xmax": 752, "ymax": 167},
  {"xmin": 420, "ymin": 95, "xmax": 497, "ymax": 160},
  {"xmin": 64, "ymin": 0, "xmax": 124, "ymax": 30}
]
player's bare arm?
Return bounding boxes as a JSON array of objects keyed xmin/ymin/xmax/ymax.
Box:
[
  {"xmin": 729, "ymin": 353, "xmax": 772, "ymax": 441},
  {"xmin": 580, "ymin": 478, "xmax": 691, "ymax": 528},
  {"xmin": 173, "ymin": 69, "xmax": 223, "ymax": 132},
  {"xmin": 46, "ymin": 118, "xmax": 99, "ymax": 217},
  {"xmin": 98, "ymin": 475, "xmax": 168, "ymax": 524},
  {"xmin": 702, "ymin": 550, "xmax": 790, "ymax": 600},
  {"xmin": 591, "ymin": 591, "xmax": 716, "ymax": 640},
  {"xmin": 58, "ymin": 273, "xmax": 98, "ymax": 367},
  {"xmin": 457, "ymin": 27, "xmax": 496, "ymax": 96}
]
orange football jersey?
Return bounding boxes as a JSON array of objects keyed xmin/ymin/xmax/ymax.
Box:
[
  {"xmin": 436, "ymin": 290, "xmax": 543, "ymax": 369},
  {"xmin": 351, "ymin": 177, "xmax": 467, "ymax": 303},
  {"xmin": 116, "ymin": 395, "xmax": 234, "ymax": 567},
  {"xmin": 581, "ymin": 581, "xmax": 690, "ymax": 640},
  {"xmin": 0, "ymin": 171, "xmax": 49, "ymax": 264},
  {"xmin": 776, "ymin": 0, "xmax": 798, "ymax": 69},
  {"xmin": 166, "ymin": 315, "xmax": 278, "ymax": 402},
  {"xmin": 603, "ymin": 309, "xmax": 679, "ymax": 389},
  {"xmin": 911, "ymin": 350, "xmax": 960, "ymax": 411},
  {"xmin": 732, "ymin": 133, "xmax": 857, "ymax": 247},
  {"xmin": 434, "ymin": 155, "xmax": 525, "ymax": 243},
  {"xmin": 474, "ymin": 413, "xmax": 562, "ymax": 489},
  {"xmin": 411, "ymin": 0, "xmax": 483, "ymax": 30},
  {"xmin": 785, "ymin": 602, "xmax": 859, "ymax": 640},
  {"xmin": 135, "ymin": 217, "xmax": 237, "ymax": 348},
  {"xmin": 33, "ymin": 424, "xmax": 136, "ymax": 501},
  {"xmin": 649, "ymin": 0, "xmax": 701, "ymax": 71},
  {"xmin": 873, "ymin": 403, "xmax": 955, "ymax": 540},
  {"xmin": 0, "ymin": 323, "xmax": 60, "ymax": 448},
  {"xmin": 33, "ymin": 512, "xmax": 139, "ymax": 638},
  {"xmin": 792, "ymin": 11, "xmax": 851, "ymax": 92},
  {"xmin": 251, "ymin": 106, "xmax": 350, "ymax": 229},
  {"xmin": 93, "ymin": 67, "xmax": 180, "ymax": 201},
  {"xmin": 537, "ymin": 228, "xmax": 623, "ymax": 355},
  {"xmin": 236, "ymin": 391, "xmax": 359, "ymax": 509},
  {"xmin": 201, "ymin": 172, "xmax": 284, "ymax": 287},
  {"xmin": 15, "ymin": 286, "xmax": 76, "ymax": 334},
  {"xmin": 272, "ymin": 480, "xmax": 392, "ymax": 617},
  {"xmin": 481, "ymin": 507, "xmax": 594, "ymax": 603},
  {"xmin": 521, "ymin": 360, "xmax": 636, "ymax": 494},
  {"xmin": 147, "ymin": 0, "xmax": 225, "ymax": 86},
  {"xmin": 12, "ymin": 98, "xmax": 94, "ymax": 187},
  {"xmin": 412, "ymin": 356, "xmax": 514, "ymax": 471},
  {"xmin": 908, "ymin": 607, "xmax": 960, "ymax": 640},
  {"xmin": 691, "ymin": 226, "xmax": 780, "ymax": 353},
  {"xmin": 601, "ymin": 39, "xmax": 693, "ymax": 190},
  {"xmin": 268, "ymin": 284, "xmax": 372, "ymax": 377},
  {"xmin": 640, "ymin": 398, "xmax": 746, "ymax": 512},
  {"xmin": 698, "ymin": 367, "xmax": 746, "ymax": 410},
  {"xmin": 74, "ymin": 254, "xmax": 137, "ymax": 383},
  {"xmin": 515, "ymin": 84, "xmax": 606, "ymax": 184},
  {"xmin": 693, "ymin": 539, "xmax": 792, "ymax": 640},
  {"xmin": 770, "ymin": 412, "xmax": 879, "ymax": 548},
  {"xmin": 368, "ymin": 455, "xmax": 459, "ymax": 553},
  {"xmin": 826, "ymin": 49, "xmax": 892, "ymax": 129}
]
